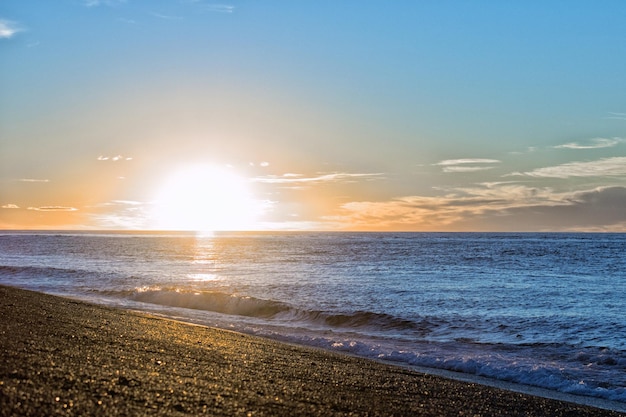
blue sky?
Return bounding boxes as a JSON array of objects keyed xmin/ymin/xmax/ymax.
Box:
[{"xmin": 1, "ymin": 1, "xmax": 625, "ymax": 231}]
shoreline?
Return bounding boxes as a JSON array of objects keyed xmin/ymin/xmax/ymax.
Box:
[{"xmin": 1, "ymin": 285, "xmax": 624, "ymax": 416}]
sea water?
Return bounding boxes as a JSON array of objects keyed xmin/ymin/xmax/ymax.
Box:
[{"xmin": 1, "ymin": 231, "xmax": 625, "ymax": 406}]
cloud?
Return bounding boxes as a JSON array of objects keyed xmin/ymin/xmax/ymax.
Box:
[
  {"xmin": 116, "ymin": 18, "xmax": 137, "ymax": 24},
  {"xmin": 441, "ymin": 166, "xmax": 497, "ymax": 173},
  {"xmin": 151, "ymin": 12, "xmax": 184, "ymax": 20},
  {"xmin": 83, "ymin": 0, "xmax": 126, "ymax": 7},
  {"xmin": 554, "ymin": 137, "xmax": 623, "ymax": 150},
  {"xmin": 18, "ymin": 178, "xmax": 50, "ymax": 183},
  {"xmin": 1, "ymin": 204, "xmax": 19, "ymax": 209},
  {"xmin": 248, "ymin": 161, "xmax": 270, "ymax": 167},
  {"xmin": 509, "ymin": 146, "xmax": 538, "ymax": 155},
  {"xmin": 434, "ymin": 158, "xmax": 501, "ymax": 173},
  {"xmin": 27, "ymin": 206, "xmax": 78, "ymax": 212},
  {"xmin": 203, "ymin": 4, "xmax": 235, "ymax": 13},
  {"xmin": 329, "ymin": 184, "xmax": 626, "ymax": 232},
  {"xmin": 332, "ymin": 183, "xmax": 545, "ymax": 230},
  {"xmin": 89, "ymin": 200, "xmax": 152, "ymax": 229},
  {"xmin": 605, "ymin": 112, "xmax": 626, "ymax": 121},
  {"xmin": 486, "ymin": 186, "xmax": 626, "ymax": 231},
  {"xmin": 0, "ymin": 19, "xmax": 23, "ymax": 39},
  {"xmin": 254, "ymin": 172, "xmax": 384, "ymax": 185},
  {"xmin": 99, "ymin": 200, "xmax": 144, "ymax": 206},
  {"xmin": 435, "ymin": 159, "xmax": 501, "ymax": 166},
  {"xmin": 510, "ymin": 157, "xmax": 626, "ymax": 178},
  {"xmin": 181, "ymin": 1, "xmax": 235, "ymax": 13},
  {"xmin": 97, "ymin": 155, "xmax": 132, "ymax": 161}
]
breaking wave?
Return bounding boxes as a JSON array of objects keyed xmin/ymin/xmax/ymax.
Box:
[
  {"xmin": 125, "ymin": 287, "xmax": 431, "ymax": 334},
  {"xmin": 130, "ymin": 288, "xmax": 291, "ymax": 318}
]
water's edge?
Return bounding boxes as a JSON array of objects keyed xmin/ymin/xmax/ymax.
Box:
[
  {"xmin": 110, "ymin": 295, "xmax": 626, "ymax": 414},
  {"xmin": 397, "ymin": 362, "xmax": 626, "ymax": 413}
]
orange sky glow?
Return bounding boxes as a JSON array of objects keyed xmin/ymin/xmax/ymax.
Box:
[{"xmin": 2, "ymin": 2, "xmax": 626, "ymax": 232}]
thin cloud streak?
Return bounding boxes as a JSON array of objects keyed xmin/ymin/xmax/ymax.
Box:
[
  {"xmin": 83, "ymin": 0, "xmax": 126, "ymax": 7},
  {"xmin": 18, "ymin": 178, "xmax": 50, "ymax": 183},
  {"xmin": 116, "ymin": 18, "xmax": 137, "ymax": 24},
  {"xmin": 90, "ymin": 200, "xmax": 151, "ymax": 229},
  {"xmin": 151, "ymin": 12, "xmax": 184, "ymax": 20},
  {"xmin": 254, "ymin": 172, "xmax": 384, "ymax": 185},
  {"xmin": 1, "ymin": 204, "xmax": 20, "ymax": 209},
  {"xmin": 442, "ymin": 166, "xmax": 497, "ymax": 173},
  {"xmin": 97, "ymin": 155, "xmax": 133, "ymax": 161},
  {"xmin": 435, "ymin": 159, "xmax": 501, "ymax": 174},
  {"xmin": 605, "ymin": 112, "xmax": 626, "ymax": 121},
  {"xmin": 435, "ymin": 159, "xmax": 501, "ymax": 166},
  {"xmin": 203, "ymin": 4, "xmax": 235, "ymax": 13},
  {"xmin": 27, "ymin": 206, "xmax": 78, "ymax": 212},
  {"xmin": 509, "ymin": 157, "xmax": 626, "ymax": 178},
  {"xmin": 554, "ymin": 137, "xmax": 623, "ymax": 149},
  {"xmin": 181, "ymin": 1, "xmax": 235, "ymax": 13}
]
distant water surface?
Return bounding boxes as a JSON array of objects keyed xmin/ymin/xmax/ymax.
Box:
[{"xmin": 1, "ymin": 231, "xmax": 625, "ymax": 405}]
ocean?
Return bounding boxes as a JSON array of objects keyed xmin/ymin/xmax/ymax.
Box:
[{"xmin": 1, "ymin": 231, "xmax": 625, "ymax": 407}]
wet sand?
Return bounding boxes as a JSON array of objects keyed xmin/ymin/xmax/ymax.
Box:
[{"xmin": 1, "ymin": 285, "xmax": 624, "ymax": 416}]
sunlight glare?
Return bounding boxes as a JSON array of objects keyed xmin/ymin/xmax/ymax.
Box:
[{"xmin": 151, "ymin": 165, "xmax": 260, "ymax": 232}]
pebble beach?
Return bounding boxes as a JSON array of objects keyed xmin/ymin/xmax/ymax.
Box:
[{"xmin": 1, "ymin": 285, "xmax": 624, "ymax": 417}]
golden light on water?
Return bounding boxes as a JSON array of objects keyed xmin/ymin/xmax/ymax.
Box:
[{"xmin": 151, "ymin": 165, "xmax": 261, "ymax": 232}]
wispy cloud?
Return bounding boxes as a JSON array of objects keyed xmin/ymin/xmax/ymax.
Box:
[
  {"xmin": 18, "ymin": 178, "xmax": 50, "ymax": 183},
  {"xmin": 330, "ymin": 192, "xmax": 525, "ymax": 231},
  {"xmin": 509, "ymin": 157, "xmax": 626, "ymax": 178},
  {"xmin": 508, "ymin": 146, "xmax": 538, "ymax": 155},
  {"xmin": 554, "ymin": 137, "xmax": 623, "ymax": 150},
  {"xmin": 89, "ymin": 200, "xmax": 153, "ymax": 229},
  {"xmin": 441, "ymin": 166, "xmax": 497, "ymax": 173},
  {"xmin": 181, "ymin": 1, "xmax": 235, "ymax": 13},
  {"xmin": 434, "ymin": 158, "xmax": 501, "ymax": 173},
  {"xmin": 27, "ymin": 206, "xmax": 78, "ymax": 212},
  {"xmin": 0, "ymin": 19, "xmax": 23, "ymax": 39},
  {"xmin": 116, "ymin": 18, "xmax": 137, "ymax": 24},
  {"xmin": 83, "ymin": 0, "xmax": 126, "ymax": 7},
  {"xmin": 151, "ymin": 12, "xmax": 184, "ymax": 20},
  {"xmin": 436, "ymin": 158, "xmax": 501, "ymax": 166},
  {"xmin": 605, "ymin": 112, "xmax": 626, "ymax": 121},
  {"xmin": 99, "ymin": 200, "xmax": 144, "ymax": 207},
  {"xmin": 329, "ymin": 184, "xmax": 626, "ymax": 231},
  {"xmin": 249, "ymin": 161, "xmax": 270, "ymax": 167},
  {"xmin": 333, "ymin": 182, "xmax": 550, "ymax": 229},
  {"xmin": 254, "ymin": 172, "xmax": 384, "ymax": 185},
  {"xmin": 97, "ymin": 155, "xmax": 133, "ymax": 161},
  {"xmin": 203, "ymin": 4, "xmax": 235, "ymax": 13},
  {"xmin": 1, "ymin": 204, "xmax": 19, "ymax": 209}
]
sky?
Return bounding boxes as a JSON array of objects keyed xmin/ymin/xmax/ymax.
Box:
[{"xmin": 1, "ymin": 0, "xmax": 626, "ymax": 232}]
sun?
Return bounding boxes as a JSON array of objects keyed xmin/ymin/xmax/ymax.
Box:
[{"xmin": 151, "ymin": 164, "xmax": 261, "ymax": 232}]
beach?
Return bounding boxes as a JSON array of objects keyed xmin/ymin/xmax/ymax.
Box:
[{"xmin": 0, "ymin": 285, "xmax": 623, "ymax": 416}]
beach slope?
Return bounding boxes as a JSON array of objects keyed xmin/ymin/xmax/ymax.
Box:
[{"xmin": 1, "ymin": 285, "xmax": 623, "ymax": 416}]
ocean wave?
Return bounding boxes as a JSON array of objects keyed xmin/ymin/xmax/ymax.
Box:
[
  {"xmin": 277, "ymin": 309, "xmax": 437, "ymax": 334},
  {"xmin": 275, "ymin": 334, "xmax": 626, "ymax": 404},
  {"xmin": 64, "ymin": 283, "xmax": 626, "ymax": 404},
  {"xmin": 0, "ymin": 264, "xmax": 90, "ymax": 292},
  {"xmin": 124, "ymin": 287, "xmax": 436, "ymax": 335},
  {"xmin": 129, "ymin": 288, "xmax": 291, "ymax": 318},
  {"xmin": 0, "ymin": 264, "xmax": 79, "ymax": 276}
]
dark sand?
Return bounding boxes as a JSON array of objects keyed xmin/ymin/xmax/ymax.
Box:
[{"xmin": 1, "ymin": 286, "xmax": 624, "ymax": 417}]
